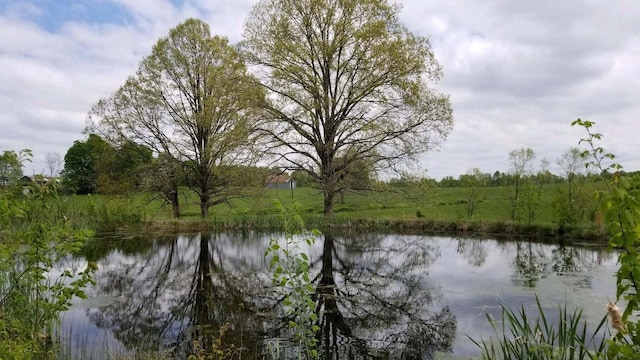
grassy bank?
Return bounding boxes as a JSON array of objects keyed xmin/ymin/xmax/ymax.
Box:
[{"xmin": 56, "ymin": 182, "xmax": 607, "ymax": 242}]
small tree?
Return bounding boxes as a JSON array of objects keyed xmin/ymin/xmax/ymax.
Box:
[
  {"xmin": 0, "ymin": 149, "xmax": 31, "ymax": 185},
  {"xmin": 0, "ymin": 151, "xmax": 95, "ymax": 357},
  {"xmin": 141, "ymin": 153, "xmax": 184, "ymax": 218},
  {"xmin": 553, "ymin": 147, "xmax": 593, "ymax": 227},
  {"xmin": 521, "ymin": 159, "xmax": 551, "ymax": 223},
  {"xmin": 570, "ymin": 120, "xmax": 640, "ymax": 356},
  {"xmin": 45, "ymin": 151, "xmax": 63, "ymax": 178},
  {"xmin": 336, "ymin": 156, "xmax": 374, "ymax": 203},
  {"xmin": 508, "ymin": 147, "xmax": 536, "ymax": 221},
  {"xmin": 291, "ymin": 169, "xmax": 316, "ymax": 188},
  {"xmin": 460, "ymin": 168, "xmax": 486, "ymax": 221},
  {"xmin": 92, "ymin": 140, "xmax": 153, "ymax": 195}
]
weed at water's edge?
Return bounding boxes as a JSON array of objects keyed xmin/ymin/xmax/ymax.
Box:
[{"xmin": 470, "ymin": 296, "xmax": 609, "ymax": 360}]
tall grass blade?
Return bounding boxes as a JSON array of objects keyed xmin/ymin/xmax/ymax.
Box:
[{"xmin": 471, "ymin": 295, "xmax": 609, "ymax": 359}]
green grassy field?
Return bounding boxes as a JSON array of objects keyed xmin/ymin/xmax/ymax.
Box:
[
  {"xmin": 200, "ymin": 183, "xmax": 601, "ymax": 224},
  {"xmin": 57, "ymin": 181, "xmax": 606, "ymax": 240}
]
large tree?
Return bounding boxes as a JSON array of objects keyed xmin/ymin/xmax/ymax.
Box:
[
  {"xmin": 242, "ymin": 0, "xmax": 453, "ymax": 219},
  {"xmin": 88, "ymin": 19, "xmax": 264, "ymax": 217}
]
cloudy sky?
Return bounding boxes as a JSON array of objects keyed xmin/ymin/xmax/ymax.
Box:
[{"xmin": 1, "ymin": 0, "xmax": 639, "ymax": 180}]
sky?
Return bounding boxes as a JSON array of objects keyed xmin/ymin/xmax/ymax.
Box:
[{"xmin": 1, "ymin": 0, "xmax": 639, "ymax": 180}]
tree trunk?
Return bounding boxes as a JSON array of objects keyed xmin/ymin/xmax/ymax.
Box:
[
  {"xmin": 171, "ymin": 184, "xmax": 180, "ymax": 218},
  {"xmin": 195, "ymin": 237, "xmax": 213, "ymax": 349},
  {"xmin": 511, "ymin": 177, "xmax": 520, "ymax": 221},
  {"xmin": 200, "ymin": 196, "xmax": 209, "ymax": 218},
  {"xmin": 324, "ymin": 190, "xmax": 335, "ymax": 227},
  {"xmin": 172, "ymin": 200, "xmax": 180, "ymax": 218}
]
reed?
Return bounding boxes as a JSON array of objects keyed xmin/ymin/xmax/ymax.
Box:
[{"xmin": 470, "ymin": 296, "xmax": 610, "ymax": 360}]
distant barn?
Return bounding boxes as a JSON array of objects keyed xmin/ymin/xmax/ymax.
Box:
[
  {"xmin": 21, "ymin": 175, "xmax": 54, "ymax": 185},
  {"xmin": 20, "ymin": 175, "xmax": 59, "ymax": 194},
  {"xmin": 265, "ymin": 174, "xmax": 296, "ymax": 189}
]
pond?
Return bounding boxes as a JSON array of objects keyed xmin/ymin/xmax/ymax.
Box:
[{"xmin": 56, "ymin": 232, "xmax": 618, "ymax": 359}]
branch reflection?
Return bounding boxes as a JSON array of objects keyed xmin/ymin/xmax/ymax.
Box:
[
  {"xmin": 305, "ymin": 232, "xmax": 456, "ymax": 359},
  {"xmin": 86, "ymin": 233, "xmax": 265, "ymax": 358},
  {"xmin": 511, "ymin": 240, "xmax": 612, "ymax": 287},
  {"xmin": 86, "ymin": 232, "xmax": 457, "ymax": 358}
]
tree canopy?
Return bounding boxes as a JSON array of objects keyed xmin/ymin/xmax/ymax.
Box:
[
  {"xmin": 557, "ymin": 147, "xmax": 588, "ymax": 181},
  {"xmin": 242, "ymin": 0, "xmax": 453, "ymax": 218},
  {"xmin": 88, "ymin": 18, "xmax": 265, "ymax": 217},
  {"xmin": 61, "ymin": 134, "xmax": 151, "ymax": 194},
  {"xmin": 97, "ymin": 140, "xmax": 153, "ymax": 194},
  {"xmin": 0, "ymin": 149, "xmax": 30, "ymax": 185},
  {"xmin": 62, "ymin": 134, "xmax": 107, "ymax": 194}
]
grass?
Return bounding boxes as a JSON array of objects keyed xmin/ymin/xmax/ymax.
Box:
[
  {"xmin": 52, "ymin": 181, "xmax": 607, "ymax": 241},
  {"xmin": 2, "ymin": 181, "xmax": 608, "ymax": 359}
]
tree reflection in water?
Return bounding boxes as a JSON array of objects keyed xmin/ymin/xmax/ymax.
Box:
[
  {"xmin": 85, "ymin": 232, "xmax": 456, "ymax": 359},
  {"xmin": 308, "ymin": 232, "xmax": 457, "ymax": 359},
  {"xmin": 456, "ymin": 238, "xmax": 487, "ymax": 267},
  {"xmin": 87, "ymin": 234, "xmax": 265, "ymax": 358},
  {"xmin": 511, "ymin": 241, "xmax": 612, "ymax": 287}
]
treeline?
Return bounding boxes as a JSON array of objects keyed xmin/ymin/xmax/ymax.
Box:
[
  {"xmin": 390, "ymin": 170, "xmax": 605, "ymax": 188},
  {"xmin": 59, "ymin": 134, "xmax": 284, "ymax": 194},
  {"xmin": 388, "ymin": 146, "xmax": 640, "ymax": 189},
  {"xmin": 433, "ymin": 170, "xmax": 640, "ymax": 188}
]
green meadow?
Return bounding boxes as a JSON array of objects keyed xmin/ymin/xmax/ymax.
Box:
[{"xmin": 55, "ymin": 181, "xmax": 606, "ymax": 240}]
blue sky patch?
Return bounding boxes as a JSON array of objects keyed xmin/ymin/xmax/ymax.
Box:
[{"xmin": 1, "ymin": 0, "xmax": 133, "ymax": 32}]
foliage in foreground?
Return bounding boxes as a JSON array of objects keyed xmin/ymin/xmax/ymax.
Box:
[
  {"xmin": 264, "ymin": 202, "xmax": 320, "ymax": 359},
  {"xmin": 577, "ymin": 119, "xmax": 640, "ymax": 358},
  {"xmin": 0, "ymin": 181, "xmax": 95, "ymax": 359},
  {"xmin": 470, "ymin": 296, "xmax": 609, "ymax": 360},
  {"xmin": 473, "ymin": 120, "xmax": 640, "ymax": 359}
]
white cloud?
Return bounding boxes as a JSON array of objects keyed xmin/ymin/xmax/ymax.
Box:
[
  {"xmin": 1, "ymin": 0, "xmax": 639, "ymax": 179},
  {"xmin": 398, "ymin": 0, "xmax": 640, "ymax": 178}
]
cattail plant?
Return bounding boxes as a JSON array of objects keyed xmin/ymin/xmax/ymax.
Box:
[{"xmin": 607, "ymin": 301, "xmax": 626, "ymax": 334}]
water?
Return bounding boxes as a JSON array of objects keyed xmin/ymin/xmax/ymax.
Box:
[{"xmin": 56, "ymin": 232, "xmax": 618, "ymax": 359}]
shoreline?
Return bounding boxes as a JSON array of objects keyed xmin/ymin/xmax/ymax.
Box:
[{"xmin": 109, "ymin": 216, "xmax": 608, "ymax": 245}]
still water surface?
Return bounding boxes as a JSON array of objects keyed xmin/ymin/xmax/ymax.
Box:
[{"xmin": 57, "ymin": 232, "xmax": 617, "ymax": 359}]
